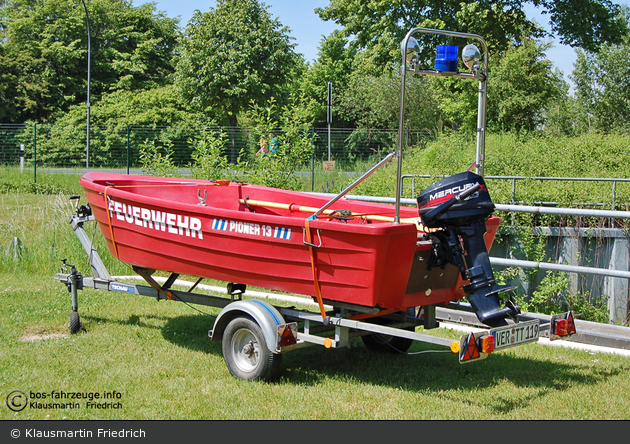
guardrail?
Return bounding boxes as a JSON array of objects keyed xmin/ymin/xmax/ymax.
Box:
[
  {"xmin": 402, "ymin": 173, "xmax": 630, "ymax": 209},
  {"xmin": 328, "ymin": 192, "xmax": 630, "ymax": 280},
  {"xmin": 312, "ymin": 192, "xmax": 630, "ymax": 325}
]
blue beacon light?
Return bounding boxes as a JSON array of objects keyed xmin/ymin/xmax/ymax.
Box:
[{"xmin": 435, "ymin": 45, "xmax": 458, "ymax": 72}]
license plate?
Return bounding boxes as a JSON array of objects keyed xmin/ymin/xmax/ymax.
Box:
[{"xmin": 491, "ymin": 319, "xmax": 540, "ymax": 350}]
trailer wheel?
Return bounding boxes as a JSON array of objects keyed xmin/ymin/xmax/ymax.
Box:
[
  {"xmin": 362, "ymin": 329, "xmax": 414, "ymax": 354},
  {"xmin": 68, "ymin": 311, "xmax": 81, "ymax": 334},
  {"xmin": 222, "ymin": 316, "xmax": 282, "ymax": 381},
  {"xmin": 361, "ymin": 309, "xmax": 415, "ymax": 354}
]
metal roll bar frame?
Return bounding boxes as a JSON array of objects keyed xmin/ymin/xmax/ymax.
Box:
[{"xmin": 395, "ymin": 27, "xmax": 489, "ymax": 223}]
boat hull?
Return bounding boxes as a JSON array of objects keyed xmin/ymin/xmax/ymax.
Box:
[{"xmin": 80, "ymin": 172, "xmax": 500, "ymax": 311}]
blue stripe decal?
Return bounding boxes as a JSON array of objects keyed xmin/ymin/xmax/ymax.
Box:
[
  {"xmin": 212, "ymin": 219, "xmax": 228, "ymax": 231},
  {"xmin": 274, "ymin": 227, "xmax": 291, "ymax": 240},
  {"xmin": 251, "ymin": 300, "xmax": 281, "ymax": 326}
]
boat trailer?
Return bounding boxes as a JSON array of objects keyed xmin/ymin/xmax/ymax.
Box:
[{"xmin": 55, "ymin": 202, "xmax": 576, "ymax": 381}]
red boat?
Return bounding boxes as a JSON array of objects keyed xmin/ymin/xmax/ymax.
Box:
[{"xmin": 79, "ymin": 170, "xmax": 502, "ymax": 316}]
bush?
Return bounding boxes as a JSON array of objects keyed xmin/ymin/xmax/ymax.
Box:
[{"xmin": 401, "ymin": 131, "xmax": 630, "ymax": 213}]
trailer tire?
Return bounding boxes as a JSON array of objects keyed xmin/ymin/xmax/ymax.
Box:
[
  {"xmin": 68, "ymin": 311, "xmax": 81, "ymax": 334},
  {"xmin": 222, "ymin": 316, "xmax": 282, "ymax": 381},
  {"xmin": 361, "ymin": 329, "xmax": 414, "ymax": 354},
  {"xmin": 361, "ymin": 309, "xmax": 415, "ymax": 354}
]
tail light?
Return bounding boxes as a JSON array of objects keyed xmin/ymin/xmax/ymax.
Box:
[
  {"xmin": 551, "ymin": 312, "xmax": 576, "ymax": 340},
  {"xmin": 480, "ymin": 334, "xmax": 495, "ymax": 354},
  {"xmin": 555, "ymin": 319, "xmax": 569, "ymax": 336}
]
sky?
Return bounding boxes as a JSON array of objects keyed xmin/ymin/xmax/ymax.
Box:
[
  {"xmin": 137, "ymin": 0, "xmax": 629, "ymax": 90},
  {"xmin": 138, "ymin": 0, "xmax": 340, "ymax": 63}
]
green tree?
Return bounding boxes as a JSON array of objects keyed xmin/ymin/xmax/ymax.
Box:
[
  {"xmin": 173, "ymin": 0, "xmax": 301, "ymax": 162},
  {"xmin": 0, "ymin": 0, "xmax": 180, "ymax": 122},
  {"xmin": 541, "ymin": 81, "xmax": 584, "ymax": 136},
  {"xmin": 246, "ymin": 98, "xmax": 314, "ymax": 190},
  {"xmin": 571, "ymin": 6, "xmax": 630, "ymax": 132},
  {"xmin": 486, "ymin": 38, "xmax": 565, "ymax": 132},
  {"xmin": 34, "ymin": 85, "xmax": 209, "ymax": 167},
  {"xmin": 425, "ymin": 75, "xmax": 479, "ymax": 132},
  {"xmin": 69, "ymin": 85, "xmax": 206, "ymax": 127},
  {"xmin": 0, "ymin": 43, "xmax": 20, "ymax": 122},
  {"xmin": 189, "ymin": 98, "xmax": 314, "ymax": 190},
  {"xmin": 423, "ymin": 38, "xmax": 564, "ymax": 133},
  {"xmin": 338, "ymin": 71, "xmax": 441, "ymax": 131},
  {"xmin": 316, "ymin": 0, "xmax": 627, "ymax": 71},
  {"xmin": 298, "ymin": 30, "xmax": 359, "ymax": 127},
  {"xmin": 189, "ymin": 129, "xmax": 232, "ymax": 181},
  {"xmin": 301, "ymin": 31, "xmax": 442, "ymax": 133}
]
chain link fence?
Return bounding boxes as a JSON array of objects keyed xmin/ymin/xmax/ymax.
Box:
[
  {"xmin": 0, "ymin": 124, "xmax": 27, "ymax": 167},
  {"xmin": 0, "ymin": 123, "xmax": 431, "ymax": 173}
]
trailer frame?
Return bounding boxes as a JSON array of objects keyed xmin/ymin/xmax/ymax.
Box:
[{"xmin": 55, "ymin": 209, "xmax": 574, "ymax": 381}]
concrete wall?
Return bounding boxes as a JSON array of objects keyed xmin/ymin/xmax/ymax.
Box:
[{"xmin": 490, "ymin": 227, "xmax": 629, "ymax": 325}]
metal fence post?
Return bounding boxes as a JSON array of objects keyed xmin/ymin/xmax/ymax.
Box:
[
  {"xmin": 127, "ymin": 125, "xmax": 130, "ymax": 175},
  {"xmin": 511, "ymin": 178, "xmax": 517, "ymax": 204},
  {"xmin": 311, "ymin": 127, "xmax": 315, "ymax": 191},
  {"xmin": 602, "ymin": 234, "xmax": 629, "ymax": 324},
  {"xmin": 612, "ymin": 180, "xmax": 617, "ymax": 228},
  {"xmin": 33, "ymin": 123, "xmax": 37, "ymax": 183}
]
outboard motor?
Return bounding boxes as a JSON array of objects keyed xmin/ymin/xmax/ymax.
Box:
[{"xmin": 417, "ymin": 171, "xmax": 520, "ymax": 327}]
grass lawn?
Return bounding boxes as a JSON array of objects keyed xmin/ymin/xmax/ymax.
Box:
[
  {"xmin": 1, "ymin": 271, "xmax": 630, "ymax": 420},
  {"xmin": 1, "ymin": 187, "xmax": 630, "ymax": 420}
]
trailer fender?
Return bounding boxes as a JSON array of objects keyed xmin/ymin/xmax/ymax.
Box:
[{"xmin": 210, "ymin": 300, "xmax": 285, "ymax": 353}]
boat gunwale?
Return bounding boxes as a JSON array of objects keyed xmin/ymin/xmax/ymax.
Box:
[{"xmin": 80, "ymin": 172, "xmax": 422, "ymax": 237}]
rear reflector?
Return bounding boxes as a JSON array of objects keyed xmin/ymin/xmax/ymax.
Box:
[
  {"xmin": 277, "ymin": 323, "xmax": 298, "ymax": 348},
  {"xmin": 459, "ymin": 332, "xmax": 481, "ymax": 363}
]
